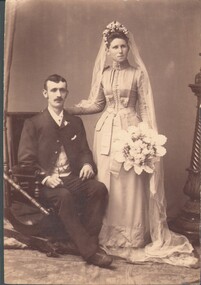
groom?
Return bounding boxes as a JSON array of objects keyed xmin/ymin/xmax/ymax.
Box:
[{"xmin": 18, "ymin": 74, "xmax": 113, "ymax": 268}]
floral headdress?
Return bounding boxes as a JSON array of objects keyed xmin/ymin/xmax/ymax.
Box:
[{"xmin": 102, "ymin": 21, "xmax": 129, "ymax": 46}]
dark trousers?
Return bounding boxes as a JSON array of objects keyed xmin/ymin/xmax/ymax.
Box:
[{"xmin": 41, "ymin": 174, "xmax": 108, "ymax": 259}]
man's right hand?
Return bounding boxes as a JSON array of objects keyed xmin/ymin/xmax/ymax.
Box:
[{"xmin": 45, "ymin": 174, "xmax": 64, "ymax": 188}]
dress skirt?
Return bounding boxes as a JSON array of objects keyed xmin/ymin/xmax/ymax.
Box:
[{"xmin": 93, "ymin": 112, "xmax": 150, "ymax": 250}]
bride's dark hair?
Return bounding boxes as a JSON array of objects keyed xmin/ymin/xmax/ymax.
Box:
[{"xmin": 106, "ymin": 31, "xmax": 129, "ymax": 48}]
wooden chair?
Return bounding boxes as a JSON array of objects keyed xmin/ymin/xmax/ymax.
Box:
[{"xmin": 4, "ymin": 112, "xmax": 68, "ymax": 257}]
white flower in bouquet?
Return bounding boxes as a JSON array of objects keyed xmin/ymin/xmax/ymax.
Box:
[{"xmin": 113, "ymin": 122, "xmax": 167, "ymax": 175}]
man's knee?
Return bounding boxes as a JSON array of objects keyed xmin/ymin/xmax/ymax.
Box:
[
  {"xmin": 98, "ymin": 181, "xmax": 108, "ymax": 197},
  {"xmin": 90, "ymin": 180, "xmax": 108, "ymax": 199},
  {"xmin": 54, "ymin": 188, "xmax": 73, "ymax": 206}
]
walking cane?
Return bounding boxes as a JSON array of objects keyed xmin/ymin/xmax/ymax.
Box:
[{"xmin": 4, "ymin": 173, "xmax": 50, "ymax": 216}]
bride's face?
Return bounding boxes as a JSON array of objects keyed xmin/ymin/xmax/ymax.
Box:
[{"xmin": 107, "ymin": 38, "xmax": 129, "ymax": 63}]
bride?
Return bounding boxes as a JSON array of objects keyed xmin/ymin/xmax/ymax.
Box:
[{"xmin": 67, "ymin": 21, "xmax": 198, "ymax": 267}]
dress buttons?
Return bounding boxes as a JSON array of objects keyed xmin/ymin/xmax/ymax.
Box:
[
  {"xmin": 57, "ymin": 140, "xmax": 60, "ymax": 143},
  {"xmin": 55, "ymin": 151, "xmax": 58, "ymax": 154}
]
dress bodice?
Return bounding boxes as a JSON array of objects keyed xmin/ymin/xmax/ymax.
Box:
[
  {"xmin": 68, "ymin": 60, "xmax": 149, "ymax": 125},
  {"xmin": 102, "ymin": 60, "xmax": 139, "ymax": 113}
]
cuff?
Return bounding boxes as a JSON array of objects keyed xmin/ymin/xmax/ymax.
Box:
[
  {"xmin": 41, "ymin": 176, "xmax": 50, "ymax": 185},
  {"xmin": 83, "ymin": 163, "xmax": 93, "ymax": 169}
]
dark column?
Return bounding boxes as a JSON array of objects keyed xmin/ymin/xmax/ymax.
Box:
[{"xmin": 170, "ymin": 54, "xmax": 201, "ymax": 244}]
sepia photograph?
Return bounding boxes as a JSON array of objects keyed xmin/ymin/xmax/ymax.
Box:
[{"xmin": 2, "ymin": 0, "xmax": 201, "ymax": 284}]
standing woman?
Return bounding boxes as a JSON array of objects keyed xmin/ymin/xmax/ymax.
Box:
[{"xmin": 67, "ymin": 21, "xmax": 198, "ymax": 266}]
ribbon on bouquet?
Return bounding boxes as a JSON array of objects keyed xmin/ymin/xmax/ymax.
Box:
[{"xmin": 109, "ymin": 159, "xmax": 122, "ymax": 177}]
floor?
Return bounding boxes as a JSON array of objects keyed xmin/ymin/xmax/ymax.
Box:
[
  {"xmin": 3, "ymin": 220, "xmax": 200, "ymax": 285},
  {"xmin": 3, "ymin": 246, "xmax": 200, "ymax": 285}
]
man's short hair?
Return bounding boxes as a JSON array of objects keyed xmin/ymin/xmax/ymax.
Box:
[{"xmin": 44, "ymin": 74, "xmax": 67, "ymax": 90}]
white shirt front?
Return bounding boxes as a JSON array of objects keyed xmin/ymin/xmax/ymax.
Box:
[
  {"xmin": 48, "ymin": 106, "xmax": 64, "ymax": 126},
  {"xmin": 42, "ymin": 107, "xmax": 71, "ymax": 184}
]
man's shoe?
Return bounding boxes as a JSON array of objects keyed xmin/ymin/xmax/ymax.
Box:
[{"xmin": 87, "ymin": 250, "xmax": 113, "ymax": 268}]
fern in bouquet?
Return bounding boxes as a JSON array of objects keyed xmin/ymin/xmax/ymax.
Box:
[{"xmin": 113, "ymin": 122, "xmax": 167, "ymax": 175}]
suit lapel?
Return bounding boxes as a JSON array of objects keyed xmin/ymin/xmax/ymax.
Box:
[
  {"xmin": 42, "ymin": 108, "xmax": 59, "ymax": 129},
  {"xmin": 59, "ymin": 110, "xmax": 75, "ymax": 140},
  {"xmin": 60, "ymin": 116, "xmax": 70, "ymax": 129},
  {"xmin": 42, "ymin": 109, "xmax": 74, "ymax": 140}
]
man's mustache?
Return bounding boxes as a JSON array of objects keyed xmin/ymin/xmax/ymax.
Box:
[{"xmin": 54, "ymin": 98, "xmax": 63, "ymax": 102}]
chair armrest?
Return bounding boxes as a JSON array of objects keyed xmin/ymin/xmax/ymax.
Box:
[
  {"xmin": 10, "ymin": 165, "xmax": 46, "ymax": 199},
  {"xmin": 12, "ymin": 165, "xmax": 46, "ymax": 181}
]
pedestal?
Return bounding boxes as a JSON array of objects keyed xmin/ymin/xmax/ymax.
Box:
[{"xmin": 170, "ymin": 81, "xmax": 201, "ymax": 244}]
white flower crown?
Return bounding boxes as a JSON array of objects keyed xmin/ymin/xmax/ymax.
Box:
[{"xmin": 102, "ymin": 21, "xmax": 129, "ymax": 46}]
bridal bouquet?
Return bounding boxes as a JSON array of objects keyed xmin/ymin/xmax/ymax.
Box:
[{"xmin": 113, "ymin": 122, "xmax": 167, "ymax": 175}]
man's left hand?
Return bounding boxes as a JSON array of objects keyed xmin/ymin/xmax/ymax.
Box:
[{"xmin": 79, "ymin": 164, "xmax": 95, "ymax": 181}]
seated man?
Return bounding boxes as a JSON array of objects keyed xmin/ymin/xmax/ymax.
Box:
[{"xmin": 17, "ymin": 74, "xmax": 113, "ymax": 268}]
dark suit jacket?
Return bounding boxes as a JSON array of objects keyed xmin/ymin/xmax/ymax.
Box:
[{"xmin": 18, "ymin": 108, "xmax": 97, "ymax": 177}]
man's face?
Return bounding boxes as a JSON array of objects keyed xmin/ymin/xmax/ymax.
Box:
[{"xmin": 43, "ymin": 80, "xmax": 68, "ymax": 110}]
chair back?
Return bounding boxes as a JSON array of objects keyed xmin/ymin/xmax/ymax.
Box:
[
  {"xmin": 6, "ymin": 112, "xmax": 37, "ymax": 167},
  {"xmin": 4, "ymin": 112, "xmax": 37, "ymax": 207}
]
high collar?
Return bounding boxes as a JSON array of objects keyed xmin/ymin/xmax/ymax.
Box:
[{"xmin": 112, "ymin": 59, "xmax": 129, "ymax": 70}]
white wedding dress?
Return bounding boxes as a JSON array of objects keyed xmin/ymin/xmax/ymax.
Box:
[{"xmin": 68, "ymin": 59, "xmax": 198, "ymax": 267}]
